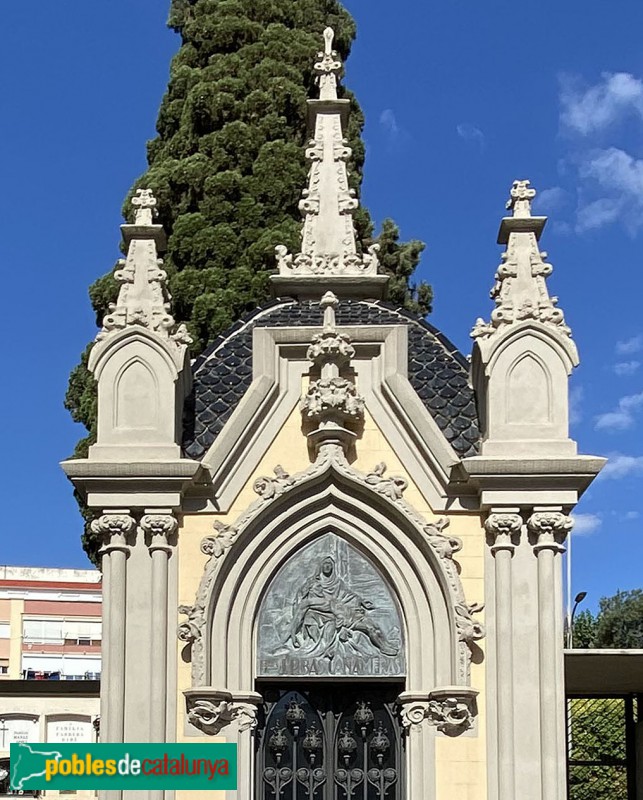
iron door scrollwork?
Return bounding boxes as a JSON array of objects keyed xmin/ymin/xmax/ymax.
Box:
[{"xmin": 256, "ymin": 686, "xmax": 403, "ymax": 800}]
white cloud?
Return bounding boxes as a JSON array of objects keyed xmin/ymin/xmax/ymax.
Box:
[
  {"xmin": 623, "ymin": 510, "xmax": 640, "ymax": 520},
  {"xmin": 456, "ymin": 123, "xmax": 485, "ymax": 150},
  {"xmin": 557, "ymin": 73, "xmax": 643, "ymax": 233},
  {"xmin": 617, "ymin": 334, "xmax": 643, "ymax": 355},
  {"xmin": 575, "ymin": 196, "xmax": 623, "ymax": 232},
  {"xmin": 614, "ymin": 360, "xmax": 641, "ymax": 376},
  {"xmin": 533, "ymin": 187, "xmax": 569, "ymax": 214},
  {"xmin": 571, "ymin": 512, "xmax": 602, "ymax": 536},
  {"xmin": 560, "ymin": 72, "xmax": 643, "ymax": 135},
  {"xmin": 595, "ymin": 391, "xmax": 643, "ymax": 430},
  {"xmin": 380, "ymin": 109, "xmax": 400, "ymax": 138},
  {"xmin": 600, "ymin": 454, "xmax": 643, "ymax": 479},
  {"xmin": 580, "ymin": 147, "xmax": 643, "ymax": 196}
]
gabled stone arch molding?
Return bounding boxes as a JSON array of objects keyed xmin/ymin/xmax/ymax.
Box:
[{"xmin": 178, "ymin": 444, "xmax": 484, "ymax": 695}]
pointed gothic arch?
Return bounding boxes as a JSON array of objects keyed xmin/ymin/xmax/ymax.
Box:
[{"xmin": 181, "ymin": 451, "xmax": 483, "ymax": 695}]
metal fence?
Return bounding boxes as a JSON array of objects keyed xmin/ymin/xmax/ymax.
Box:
[{"xmin": 567, "ymin": 695, "xmax": 639, "ymax": 800}]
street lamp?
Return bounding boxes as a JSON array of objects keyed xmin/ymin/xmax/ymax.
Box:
[{"xmin": 567, "ymin": 591, "xmax": 587, "ymax": 648}]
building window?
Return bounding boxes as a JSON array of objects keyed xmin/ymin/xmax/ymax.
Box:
[{"xmin": 0, "ymin": 622, "xmax": 10, "ymax": 638}]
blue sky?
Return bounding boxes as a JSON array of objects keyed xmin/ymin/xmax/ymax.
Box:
[{"xmin": 1, "ymin": 1, "xmax": 641, "ymax": 613}]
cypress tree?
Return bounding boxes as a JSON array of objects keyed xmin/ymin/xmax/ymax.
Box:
[{"xmin": 65, "ymin": 0, "xmax": 431, "ymax": 562}]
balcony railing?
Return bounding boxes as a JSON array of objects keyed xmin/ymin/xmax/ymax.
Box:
[{"xmin": 21, "ymin": 670, "xmax": 101, "ymax": 681}]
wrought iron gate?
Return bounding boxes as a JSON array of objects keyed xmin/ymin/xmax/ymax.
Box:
[
  {"xmin": 256, "ymin": 685, "xmax": 404, "ymax": 800},
  {"xmin": 566, "ymin": 695, "xmax": 639, "ymax": 800}
]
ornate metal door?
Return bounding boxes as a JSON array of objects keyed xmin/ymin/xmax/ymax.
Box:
[{"xmin": 256, "ymin": 685, "xmax": 404, "ymax": 800}]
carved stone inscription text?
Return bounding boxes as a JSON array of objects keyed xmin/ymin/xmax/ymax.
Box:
[{"xmin": 257, "ymin": 534, "xmax": 405, "ymax": 677}]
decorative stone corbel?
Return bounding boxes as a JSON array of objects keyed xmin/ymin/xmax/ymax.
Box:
[
  {"xmin": 397, "ymin": 693, "xmax": 431, "ymax": 733},
  {"xmin": 184, "ymin": 689, "xmax": 262, "ymax": 735},
  {"xmin": 398, "ymin": 688, "xmax": 477, "ymax": 736},
  {"xmin": 427, "ymin": 688, "xmax": 478, "ymax": 736}
]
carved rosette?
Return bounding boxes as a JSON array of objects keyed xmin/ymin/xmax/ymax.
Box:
[
  {"xmin": 140, "ymin": 513, "xmax": 177, "ymax": 552},
  {"xmin": 91, "ymin": 514, "xmax": 135, "ymax": 554},
  {"xmin": 485, "ymin": 512, "xmax": 522, "ymax": 554},
  {"xmin": 527, "ymin": 511, "xmax": 572, "ymax": 553}
]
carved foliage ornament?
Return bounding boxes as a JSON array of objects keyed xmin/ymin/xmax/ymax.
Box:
[
  {"xmin": 399, "ymin": 694, "xmax": 476, "ymax": 736},
  {"xmin": 186, "ymin": 698, "xmax": 257, "ymax": 736}
]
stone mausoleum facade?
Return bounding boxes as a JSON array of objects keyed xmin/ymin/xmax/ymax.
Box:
[{"xmin": 63, "ymin": 28, "xmax": 605, "ymax": 800}]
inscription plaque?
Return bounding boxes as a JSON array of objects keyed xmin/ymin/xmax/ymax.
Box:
[{"xmin": 257, "ymin": 534, "xmax": 405, "ymax": 677}]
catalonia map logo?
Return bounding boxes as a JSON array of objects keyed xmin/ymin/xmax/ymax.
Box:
[{"xmin": 10, "ymin": 743, "xmax": 237, "ymax": 791}]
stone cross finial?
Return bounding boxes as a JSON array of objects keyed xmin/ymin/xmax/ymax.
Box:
[
  {"xmin": 131, "ymin": 188, "xmax": 158, "ymax": 226},
  {"xmin": 272, "ymin": 29, "xmax": 388, "ymax": 300},
  {"xmin": 506, "ymin": 180, "xmax": 536, "ymax": 219},
  {"xmin": 471, "ymin": 178, "xmax": 571, "ymax": 341},
  {"xmin": 314, "ymin": 27, "xmax": 342, "ymax": 101}
]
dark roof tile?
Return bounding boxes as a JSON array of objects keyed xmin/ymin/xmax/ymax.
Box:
[{"xmin": 183, "ymin": 300, "xmax": 480, "ymax": 459}]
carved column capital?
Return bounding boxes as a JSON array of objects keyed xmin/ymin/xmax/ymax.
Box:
[
  {"xmin": 92, "ymin": 513, "xmax": 135, "ymax": 554},
  {"xmin": 485, "ymin": 511, "xmax": 522, "ymax": 554},
  {"xmin": 141, "ymin": 513, "xmax": 178, "ymax": 553},
  {"xmin": 527, "ymin": 511, "xmax": 571, "ymax": 553}
]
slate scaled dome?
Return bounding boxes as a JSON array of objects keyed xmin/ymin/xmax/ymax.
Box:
[{"xmin": 182, "ymin": 299, "xmax": 481, "ymax": 461}]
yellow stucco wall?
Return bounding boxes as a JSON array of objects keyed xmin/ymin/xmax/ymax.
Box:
[{"xmin": 176, "ymin": 402, "xmax": 486, "ymax": 800}]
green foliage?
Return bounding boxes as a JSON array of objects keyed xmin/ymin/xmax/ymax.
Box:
[
  {"xmin": 568, "ymin": 698, "xmax": 629, "ymax": 800},
  {"xmin": 66, "ymin": 0, "xmax": 430, "ymax": 564},
  {"xmin": 571, "ymin": 589, "xmax": 643, "ymax": 648},
  {"xmin": 571, "ymin": 609, "xmax": 599, "ymax": 648}
]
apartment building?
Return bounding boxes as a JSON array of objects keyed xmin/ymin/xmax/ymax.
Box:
[{"xmin": 0, "ymin": 567, "xmax": 101, "ymax": 794}]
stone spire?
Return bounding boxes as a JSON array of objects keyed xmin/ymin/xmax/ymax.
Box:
[
  {"xmin": 96, "ymin": 189, "xmax": 192, "ymax": 348},
  {"xmin": 471, "ymin": 180, "xmax": 571, "ymax": 341},
  {"xmin": 470, "ymin": 180, "xmax": 579, "ymax": 458},
  {"xmin": 300, "ymin": 290, "xmax": 364, "ymax": 453},
  {"xmin": 271, "ymin": 28, "xmax": 388, "ymax": 301}
]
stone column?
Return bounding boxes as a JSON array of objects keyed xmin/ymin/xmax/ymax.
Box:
[
  {"xmin": 397, "ymin": 695, "xmax": 435, "ymax": 800},
  {"xmin": 528, "ymin": 510, "xmax": 572, "ymax": 800},
  {"xmin": 141, "ymin": 512, "xmax": 177, "ymax": 743},
  {"xmin": 485, "ymin": 511, "xmax": 523, "ymax": 800},
  {"xmin": 92, "ymin": 514, "xmax": 134, "ymax": 745}
]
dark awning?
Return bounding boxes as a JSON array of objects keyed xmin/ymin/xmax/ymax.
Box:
[{"xmin": 565, "ymin": 649, "xmax": 643, "ymax": 694}]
